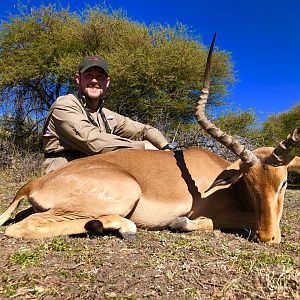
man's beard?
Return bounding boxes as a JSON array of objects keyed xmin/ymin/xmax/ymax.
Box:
[{"xmin": 84, "ymin": 89, "xmax": 102, "ymax": 101}]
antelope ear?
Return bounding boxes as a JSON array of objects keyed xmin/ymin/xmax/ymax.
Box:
[
  {"xmin": 202, "ymin": 160, "xmax": 243, "ymax": 198},
  {"xmin": 288, "ymin": 156, "xmax": 300, "ymax": 173}
]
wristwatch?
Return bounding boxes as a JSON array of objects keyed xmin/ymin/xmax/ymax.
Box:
[{"xmin": 161, "ymin": 142, "xmax": 178, "ymax": 151}]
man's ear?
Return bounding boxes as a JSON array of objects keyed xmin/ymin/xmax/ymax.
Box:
[{"xmin": 75, "ymin": 73, "xmax": 80, "ymax": 85}]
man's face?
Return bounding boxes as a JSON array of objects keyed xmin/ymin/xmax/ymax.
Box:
[{"xmin": 76, "ymin": 67, "xmax": 110, "ymax": 101}]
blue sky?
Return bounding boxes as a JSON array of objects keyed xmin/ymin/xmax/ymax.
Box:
[{"xmin": 1, "ymin": 0, "xmax": 299, "ymax": 123}]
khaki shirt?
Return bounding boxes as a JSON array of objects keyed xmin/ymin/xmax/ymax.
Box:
[{"xmin": 42, "ymin": 94, "xmax": 168, "ymax": 174}]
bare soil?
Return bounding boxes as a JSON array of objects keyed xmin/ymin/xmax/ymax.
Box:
[{"xmin": 0, "ymin": 170, "xmax": 299, "ymax": 299}]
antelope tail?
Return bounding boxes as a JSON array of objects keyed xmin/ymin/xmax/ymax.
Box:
[{"xmin": 0, "ymin": 183, "xmax": 30, "ymax": 226}]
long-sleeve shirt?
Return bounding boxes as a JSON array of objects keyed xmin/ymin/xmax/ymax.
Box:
[{"xmin": 41, "ymin": 93, "xmax": 168, "ymax": 174}]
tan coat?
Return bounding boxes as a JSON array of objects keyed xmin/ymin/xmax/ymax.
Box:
[{"xmin": 42, "ymin": 94, "xmax": 168, "ymax": 174}]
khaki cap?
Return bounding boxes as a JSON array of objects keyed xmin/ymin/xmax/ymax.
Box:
[{"xmin": 79, "ymin": 56, "xmax": 109, "ymax": 75}]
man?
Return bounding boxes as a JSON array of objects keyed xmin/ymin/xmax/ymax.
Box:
[{"xmin": 41, "ymin": 55, "xmax": 171, "ymax": 174}]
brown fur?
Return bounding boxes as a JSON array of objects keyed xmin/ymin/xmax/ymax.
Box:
[{"xmin": 1, "ymin": 147, "xmax": 299, "ymax": 243}]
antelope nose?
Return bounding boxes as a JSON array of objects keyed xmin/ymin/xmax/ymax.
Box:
[{"xmin": 256, "ymin": 230, "xmax": 279, "ymax": 244}]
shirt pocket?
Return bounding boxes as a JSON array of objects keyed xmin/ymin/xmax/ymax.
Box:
[{"xmin": 106, "ymin": 114, "xmax": 117, "ymax": 132}]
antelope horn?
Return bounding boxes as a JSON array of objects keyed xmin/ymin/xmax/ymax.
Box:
[
  {"xmin": 195, "ymin": 33, "xmax": 258, "ymax": 166},
  {"xmin": 266, "ymin": 128, "xmax": 300, "ymax": 166}
]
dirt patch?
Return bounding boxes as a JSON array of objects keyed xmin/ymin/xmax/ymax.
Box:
[{"xmin": 0, "ymin": 172, "xmax": 299, "ymax": 299}]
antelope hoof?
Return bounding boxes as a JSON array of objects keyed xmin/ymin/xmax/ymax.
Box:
[
  {"xmin": 121, "ymin": 232, "xmax": 138, "ymax": 240},
  {"xmin": 169, "ymin": 217, "xmax": 188, "ymax": 231}
]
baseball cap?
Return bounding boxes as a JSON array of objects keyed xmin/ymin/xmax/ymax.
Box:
[{"xmin": 78, "ymin": 56, "xmax": 109, "ymax": 75}]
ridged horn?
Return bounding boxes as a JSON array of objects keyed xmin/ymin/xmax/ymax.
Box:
[
  {"xmin": 266, "ymin": 128, "xmax": 300, "ymax": 166},
  {"xmin": 195, "ymin": 33, "xmax": 258, "ymax": 166}
]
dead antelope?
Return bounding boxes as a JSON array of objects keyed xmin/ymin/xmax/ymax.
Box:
[{"xmin": 0, "ymin": 35, "xmax": 299, "ymax": 243}]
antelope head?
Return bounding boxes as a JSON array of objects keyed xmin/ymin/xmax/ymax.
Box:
[{"xmin": 196, "ymin": 34, "xmax": 300, "ymax": 243}]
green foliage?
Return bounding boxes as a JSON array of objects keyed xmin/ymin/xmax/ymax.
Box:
[
  {"xmin": 10, "ymin": 249, "xmax": 41, "ymax": 267},
  {"xmin": 40, "ymin": 237, "xmax": 68, "ymax": 252},
  {"xmin": 0, "ymin": 3, "xmax": 298, "ymax": 163},
  {"xmin": 258, "ymin": 104, "xmax": 300, "ymax": 185},
  {"xmin": 0, "ymin": 115, "xmax": 42, "ymax": 150},
  {"xmin": 214, "ymin": 109, "xmax": 257, "ymax": 136},
  {"xmin": 260, "ymin": 104, "xmax": 300, "ymax": 155},
  {"xmin": 0, "ymin": 3, "xmax": 234, "ymax": 147}
]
